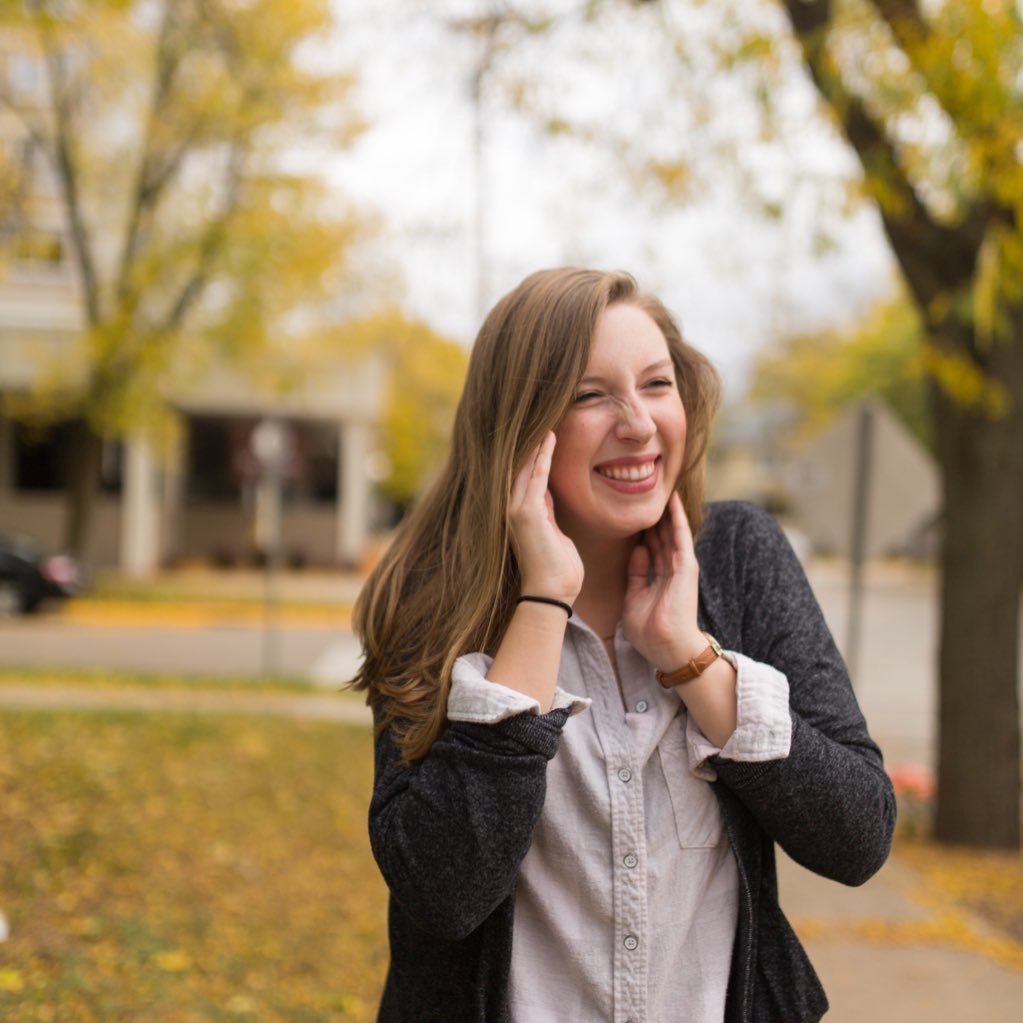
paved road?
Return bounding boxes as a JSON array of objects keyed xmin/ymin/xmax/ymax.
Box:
[
  {"xmin": 807, "ymin": 561, "xmax": 941, "ymax": 770},
  {"xmin": 0, "ymin": 613, "xmax": 360, "ymax": 686}
]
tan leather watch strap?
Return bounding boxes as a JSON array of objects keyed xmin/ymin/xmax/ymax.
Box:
[{"xmin": 656, "ymin": 634, "xmax": 723, "ymax": 688}]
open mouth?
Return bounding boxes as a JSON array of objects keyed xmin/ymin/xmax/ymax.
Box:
[{"xmin": 594, "ymin": 456, "xmax": 659, "ymax": 483}]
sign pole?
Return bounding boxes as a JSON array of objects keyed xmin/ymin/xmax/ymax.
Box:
[
  {"xmin": 251, "ymin": 419, "xmax": 289, "ymax": 678},
  {"xmin": 846, "ymin": 402, "xmax": 875, "ymax": 686}
]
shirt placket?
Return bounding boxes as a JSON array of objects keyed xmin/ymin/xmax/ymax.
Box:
[{"xmin": 582, "ymin": 634, "xmax": 649, "ymax": 1023}]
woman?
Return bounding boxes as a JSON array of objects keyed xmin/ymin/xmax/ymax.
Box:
[{"xmin": 352, "ymin": 268, "xmax": 895, "ymax": 1023}]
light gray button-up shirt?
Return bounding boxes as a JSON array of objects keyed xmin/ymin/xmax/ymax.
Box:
[{"xmin": 448, "ymin": 615, "xmax": 792, "ymax": 1023}]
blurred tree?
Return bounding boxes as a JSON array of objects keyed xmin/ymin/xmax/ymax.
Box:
[
  {"xmin": 0, "ymin": 0, "xmax": 364, "ymax": 558},
  {"xmin": 749, "ymin": 296, "xmax": 930, "ymax": 448},
  {"xmin": 771, "ymin": 0, "xmax": 1023, "ymax": 851},
  {"xmin": 450, "ymin": 0, "xmax": 1023, "ymax": 848},
  {"xmin": 342, "ymin": 312, "xmax": 468, "ymax": 510}
]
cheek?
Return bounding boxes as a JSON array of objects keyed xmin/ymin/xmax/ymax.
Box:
[{"xmin": 666, "ymin": 404, "xmax": 688, "ymax": 468}]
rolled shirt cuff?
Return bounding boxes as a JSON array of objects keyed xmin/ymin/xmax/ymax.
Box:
[
  {"xmin": 447, "ymin": 652, "xmax": 591, "ymax": 724},
  {"xmin": 687, "ymin": 650, "xmax": 792, "ymax": 781}
]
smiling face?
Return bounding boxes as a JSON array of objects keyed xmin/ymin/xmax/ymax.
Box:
[{"xmin": 547, "ymin": 302, "xmax": 687, "ymax": 546}]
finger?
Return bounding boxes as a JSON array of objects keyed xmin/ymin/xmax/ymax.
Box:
[
  {"xmin": 544, "ymin": 488, "xmax": 557, "ymax": 525},
  {"xmin": 627, "ymin": 538, "xmax": 649, "ymax": 580},
  {"xmin": 510, "ymin": 433, "xmax": 552, "ymax": 510},
  {"xmin": 510, "ymin": 451, "xmax": 534, "ymax": 509},
  {"xmin": 625, "ymin": 540, "xmax": 650, "ymax": 596},
  {"xmin": 650, "ymin": 502, "xmax": 675, "ymax": 575},
  {"xmin": 524, "ymin": 432, "xmax": 556, "ymax": 505},
  {"xmin": 661, "ymin": 492, "xmax": 684, "ymax": 571},
  {"xmin": 642, "ymin": 519, "xmax": 666, "ymax": 576},
  {"xmin": 671, "ymin": 491, "xmax": 695, "ymax": 560}
]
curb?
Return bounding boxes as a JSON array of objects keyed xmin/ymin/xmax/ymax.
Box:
[
  {"xmin": 55, "ymin": 600, "xmax": 353, "ymax": 630},
  {"xmin": 0, "ymin": 682, "xmax": 371, "ymax": 724}
]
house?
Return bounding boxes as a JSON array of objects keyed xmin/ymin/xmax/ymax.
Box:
[
  {"xmin": 0, "ymin": 268, "xmax": 386, "ymax": 574},
  {"xmin": 0, "ymin": 36, "xmax": 386, "ymax": 576}
]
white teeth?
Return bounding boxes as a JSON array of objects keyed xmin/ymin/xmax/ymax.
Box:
[{"xmin": 598, "ymin": 461, "xmax": 655, "ymax": 482}]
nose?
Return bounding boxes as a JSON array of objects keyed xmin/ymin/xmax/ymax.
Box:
[{"xmin": 613, "ymin": 394, "xmax": 655, "ymax": 442}]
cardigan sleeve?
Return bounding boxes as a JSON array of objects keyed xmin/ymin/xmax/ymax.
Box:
[
  {"xmin": 368, "ymin": 703, "xmax": 570, "ymax": 941},
  {"xmin": 698, "ymin": 502, "xmax": 896, "ymax": 887}
]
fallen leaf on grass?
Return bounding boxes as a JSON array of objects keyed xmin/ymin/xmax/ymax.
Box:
[
  {"xmin": 153, "ymin": 949, "xmax": 193, "ymax": 972},
  {"xmin": 0, "ymin": 968, "xmax": 24, "ymax": 991}
]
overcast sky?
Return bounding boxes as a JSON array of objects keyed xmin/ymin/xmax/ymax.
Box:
[{"xmin": 328, "ymin": 0, "xmax": 899, "ymax": 393}]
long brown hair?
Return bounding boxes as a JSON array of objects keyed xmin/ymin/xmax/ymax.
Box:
[{"xmin": 350, "ymin": 268, "xmax": 720, "ymax": 761}]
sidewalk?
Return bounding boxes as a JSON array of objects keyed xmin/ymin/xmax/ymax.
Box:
[{"xmin": 779, "ymin": 850, "xmax": 1023, "ymax": 1021}]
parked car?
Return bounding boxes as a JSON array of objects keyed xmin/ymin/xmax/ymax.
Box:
[{"xmin": 0, "ymin": 535, "xmax": 82, "ymax": 616}]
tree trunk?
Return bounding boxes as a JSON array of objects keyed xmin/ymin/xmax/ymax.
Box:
[
  {"xmin": 63, "ymin": 418, "xmax": 104, "ymax": 560},
  {"xmin": 931, "ymin": 321, "xmax": 1023, "ymax": 849}
]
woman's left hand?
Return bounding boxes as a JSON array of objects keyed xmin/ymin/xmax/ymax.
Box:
[{"xmin": 622, "ymin": 492, "xmax": 707, "ymax": 673}]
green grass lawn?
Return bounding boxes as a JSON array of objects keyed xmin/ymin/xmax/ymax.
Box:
[
  {"xmin": 0, "ymin": 709, "xmax": 387, "ymax": 1022},
  {"xmin": 3, "ymin": 688, "xmax": 1020, "ymax": 1022}
]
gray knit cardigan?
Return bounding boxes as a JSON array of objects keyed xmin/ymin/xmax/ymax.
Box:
[{"xmin": 367, "ymin": 501, "xmax": 896, "ymax": 1022}]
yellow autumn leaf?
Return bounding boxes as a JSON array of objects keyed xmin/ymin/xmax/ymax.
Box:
[
  {"xmin": 0, "ymin": 968, "xmax": 24, "ymax": 991},
  {"xmin": 154, "ymin": 950, "xmax": 192, "ymax": 972}
]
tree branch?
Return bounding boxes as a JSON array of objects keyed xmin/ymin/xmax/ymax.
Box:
[
  {"xmin": 869, "ymin": 0, "xmax": 994, "ymax": 129},
  {"xmin": 870, "ymin": 0, "xmax": 928, "ymax": 39},
  {"xmin": 779, "ymin": 0, "xmax": 984, "ymax": 313},
  {"xmin": 0, "ymin": 86, "xmax": 50, "ymax": 155},
  {"xmin": 866, "ymin": 0, "xmax": 1019, "ymax": 236},
  {"xmin": 102, "ymin": 138, "xmax": 246, "ymax": 395},
  {"xmin": 162, "ymin": 143, "xmax": 245, "ymax": 334},
  {"xmin": 115, "ymin": 0, "xmax": 185, "ymax": 302},
  {"xmin": 32, "ymin": 4, "xmax": 102, "ymax": 328}
]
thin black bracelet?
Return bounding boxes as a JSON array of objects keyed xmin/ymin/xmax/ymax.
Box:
[{"xmin": 516, "ymin": 595, "xmax": 573, "ymax": 619}]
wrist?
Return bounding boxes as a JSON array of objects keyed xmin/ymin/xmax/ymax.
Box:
[
  {"xmin": 656, "ymin": 633, "xmax": 723, "ymax": 688},
  {"xmin": 511, "ymin": 597, "xmax": 574, "ymax": 641},
  {"xmin": 519, "ymin": 576, "xmax": 580, "ymax": 604},
  {"xmin": 653, "ymin": 630, "xmax": 710, "ymax": 674},
  {"xmin": 516, "ymin": 594, "xmax": 573, "ymax": 619}
]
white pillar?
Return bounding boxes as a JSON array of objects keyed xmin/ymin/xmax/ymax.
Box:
[
  {"xmin": 337, "ymin": 420, "xmax": 371, "ymax": 567},
  {"xmin": 120, "ymin": 435, "xmax": 161, "ymax": 577}
]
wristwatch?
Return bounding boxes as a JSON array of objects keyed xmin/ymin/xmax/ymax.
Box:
[{"xmin": 656, "ymin": 634, "xmax": 723, "ymax": 688}]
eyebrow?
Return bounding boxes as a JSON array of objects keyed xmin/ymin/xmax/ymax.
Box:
[{"xmin": 577, "ymin": 359, "xmax": 674, "ymax": 385}]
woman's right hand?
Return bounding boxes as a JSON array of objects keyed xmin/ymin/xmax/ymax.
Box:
[{"xmin": 508, "ymin": 432, "xmax": 584, "ymax": 604}]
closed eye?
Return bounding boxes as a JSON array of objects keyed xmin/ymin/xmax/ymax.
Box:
[
  {"xmin": 573, "ymin": 390, "xmax": 603, "ymax": 403},
  {"xmin": 645, "ymin": 378, "xmax": 675, "ymax": 391}
]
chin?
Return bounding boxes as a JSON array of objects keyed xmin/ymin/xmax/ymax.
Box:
[
  {"xmin": 554, "ymin": 489, "xmax": 673, "ymax": 544},
  {"xmin": 599, "ymin": 504, "xmax": 668, "ymax": 539}
]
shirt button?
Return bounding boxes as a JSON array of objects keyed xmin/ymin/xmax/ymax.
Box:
[
  {"xmin": 617, "ymin": 767, "xmax": 632, "ymax": 783},
  {"xmin": 623, "ymin": 934, "xmax": 639, "ymax": 951},
  {"xmin": 623, "ymin": 853, "xmax": 638, "ymax": 869},
  {"xmin": 635, "ymin": 700, "xmax": 649, "ymax": 713}
]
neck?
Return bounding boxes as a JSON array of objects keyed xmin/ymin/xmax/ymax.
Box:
[{"xmin": 571, "ymin": 533, "xmax": 639, "ymax": 637}]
